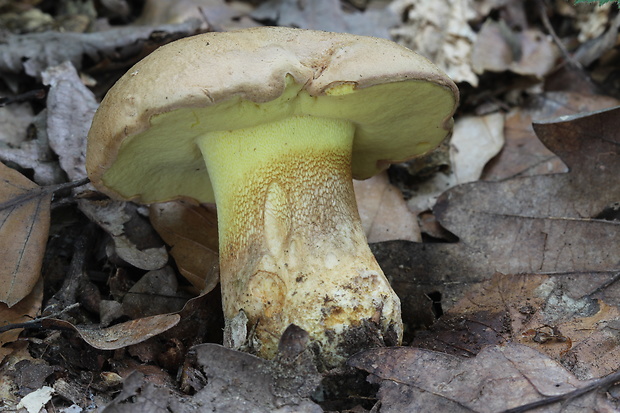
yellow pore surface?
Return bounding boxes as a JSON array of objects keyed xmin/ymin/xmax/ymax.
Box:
[{"xmin": 100, "ymin": 78, "xmax": 454, "ymax": 204}]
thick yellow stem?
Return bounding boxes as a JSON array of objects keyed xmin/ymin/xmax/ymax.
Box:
[{"xmin": 197, "ymin": 115, "xmax": 402, "ymax": 368}]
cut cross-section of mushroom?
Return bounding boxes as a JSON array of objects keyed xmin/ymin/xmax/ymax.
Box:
[{"xmin": 86, "ymin": 26, "xmax": 459, "ymax": 369}]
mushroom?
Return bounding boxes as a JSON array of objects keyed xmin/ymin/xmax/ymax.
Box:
[{"xmin": 86, "ymin": 27, "xmax": 458, "ymax": 368}]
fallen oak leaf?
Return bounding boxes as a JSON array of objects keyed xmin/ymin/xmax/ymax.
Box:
[
  {"xmin": 348, "ymin": 343, "xmax": 617, "ymax": 413},
  {"xmin": 0, "ymin": 162, "xmax": 88, "ymax": 306},
  {"xmin": 434, "ymin": 106, "xmax": 620, "ymax": 275}
]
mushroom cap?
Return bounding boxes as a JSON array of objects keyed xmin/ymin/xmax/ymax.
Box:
[{"xmin": 86, "ymin": 26, "xmax": 458, "ymax": 204}]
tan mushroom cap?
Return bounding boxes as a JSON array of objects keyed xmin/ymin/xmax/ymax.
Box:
[{"xmin": 86, "ymin": 26, "xmax": 458, "ymax": 204}]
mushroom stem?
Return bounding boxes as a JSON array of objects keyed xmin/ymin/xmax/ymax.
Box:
[{"xmin": 197, "ymin": 115, "xmax": 403, "ymax": 368}]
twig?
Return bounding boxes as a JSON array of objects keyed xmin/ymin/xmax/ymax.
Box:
[
  {"xmin": 43, "ymin": 223, "xmax": 96, "ymax": 315},
  {"xmin": 0, "ymin": 303, "xmax": 80, "ymax": 334},
  {"xmin": 0, "ymin": 177, "xmax": 89, "ymax": 212},
  {"xmin": 501, "ymin": 369, "xmax": 620, "ymax": 413},
  {"xmin": 0, "ymin": 89, "xmax": 46, "ymax": 107},
  {"xmin": 538, "ymin": 0, "xmax": 585, "ymax": 71},
  {"xmin": 586, "ymin": 271, "xmax": 620, "ymax": 298}
]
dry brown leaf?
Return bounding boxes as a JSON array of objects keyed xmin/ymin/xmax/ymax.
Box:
[
  {"xmin": 483, "ymin": 92, "xmax": 620, "ymax": 181},
  {"xmin": 374, "ymin": 105, "xmax": 620, "ymax": 330},
  {"xmin": 349, "ymin": 343, "xmax": 618, "ymax": 412},
  {"xmin": 102, "ymin": 325, "xmax": 322, "ymax": 412},
  {"xmin": 0, "ymin": 279, "xmax": 43, "ymax": 362},
  {"xmin": 42, "ymin": 314, "xmax": 180, "ymax": 351},
  {"xmin": 411, "ymin": 271, "xmax": 620, "ymax": 380},
  {"xmin": 354, "ymin": 171, "xmax": 421, "ymax": 243},
  {"xmin": 149, "ymin": 201, "xmax": 219, "ymax": 292},
  {"xmin": 434, "ymin": 106, "xmax": 620, "ymax": 275},
  {"xmin": 407, "ymin": 112, "xmax": 505, "ymax": 216},
  {"xmin": 0, "ymin": 162, "xmax": 52, "ymax": 307},
  {"xmin": 122, "ymin": 267, "xmax": 192, "ymax": 319}
]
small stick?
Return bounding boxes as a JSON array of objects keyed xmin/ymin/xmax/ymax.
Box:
[
  {"xmin": 538, "ymin": 0, "xmax": 584, "ymax": 71},
  {"xmin": 0, "ymin": 303, "xmax": 80, "ymax": 334},
  {"xmin": 0, "ymin": 178, "xmax": 89, "ymax": 212},
  {"xmin": 501, "ymin": 369, "xmax": 620, "ymax": 413},
  {"xmin": 0, "ymin": 89, "xmax": 46, "ymax": 107}
]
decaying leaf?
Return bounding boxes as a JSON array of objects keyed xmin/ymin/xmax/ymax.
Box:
[
  {"xmin": 0, "ymin": 20, "xmax": 204, "ymax": 81},
  {"xmin": 390, "ymin": 0, "xmax": 478, "ymax": 85},
  {"xmin": 42, "ymin": 61, "xmax": 97, "ymax": 181},
  {"xmin": 41, "ymin": 314, "xmax": 181, "ymax": 351},
  {"xmin": 407, "ymin": 112, "xmax": 505, "ymax": 216},
  {"xmin": 149, "ymin": 201, "xmax": 219, "ymax": 292},
  {"xmin": 78, "ymin": 199, "xmax": 168, "ymax": 271},
  {"xmin": 471, "ymin": 19, "xmax": 559, "ymax": 78},
  {"xmin": 374, "ymin": 105, "xmax": 620, "ymax": 328},
  {"xmin": 102, "ymin": 325, "xmax": 322, "ymax": 412},
  {"xmin": 349, "ymin": 343, "xmax": 619, "ymax": 412},
  {"xmin": 122, "ymin": 267, "xmax": 191, "ymax": 319},
  {"xmin": 0, "ymin": 163, "xmax": 52, "ymax": 307},
  {"xmin": 410, "ymin": 271, "xmax": 620, "ymax": 380},
  {"xmin": 0, "ymin": 109, "xmax": 65, "ymax": 186},
  {"xmin": 434, "ymin": 106, "xmax": 620, "ymax": 275},
  {"xmin": 354, "ymin": 171, "xmax": 421, "ymax": 243},
  {"xmin": 483, "ymin": 92, "xmax": 619, "ymax": 181}
]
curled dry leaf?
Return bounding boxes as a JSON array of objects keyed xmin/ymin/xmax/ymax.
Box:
[
  {"xmin": 348, "ymin": 343, "xmax": 617, "ymax": 413},
  {"xmin": 149, "ymin": 201, "xmax": 219, "ymax": 293},
  {"xmin": 42, "ymin": 61, "xmax": 97, "ymax": 181},
  {"xmin": 42, "ymin": 314, "xmax": 180, "ymax": 351},
  {"xmin": 0, "ymin": 162, "xmax": 52, "ymax": 307},
  {"xmin": 407, "ymin": 112, "xmax": 505, "ymax": 216}
]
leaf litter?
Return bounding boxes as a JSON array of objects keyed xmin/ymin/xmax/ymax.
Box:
[{"xmin": 1, "ymin": 0, "xmax": 620, "ymax": 412}]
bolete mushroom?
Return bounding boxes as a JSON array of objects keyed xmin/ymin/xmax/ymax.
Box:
[{"xmin": 86, "ymin": 27, "xmax": 458, "ymax": 368}]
